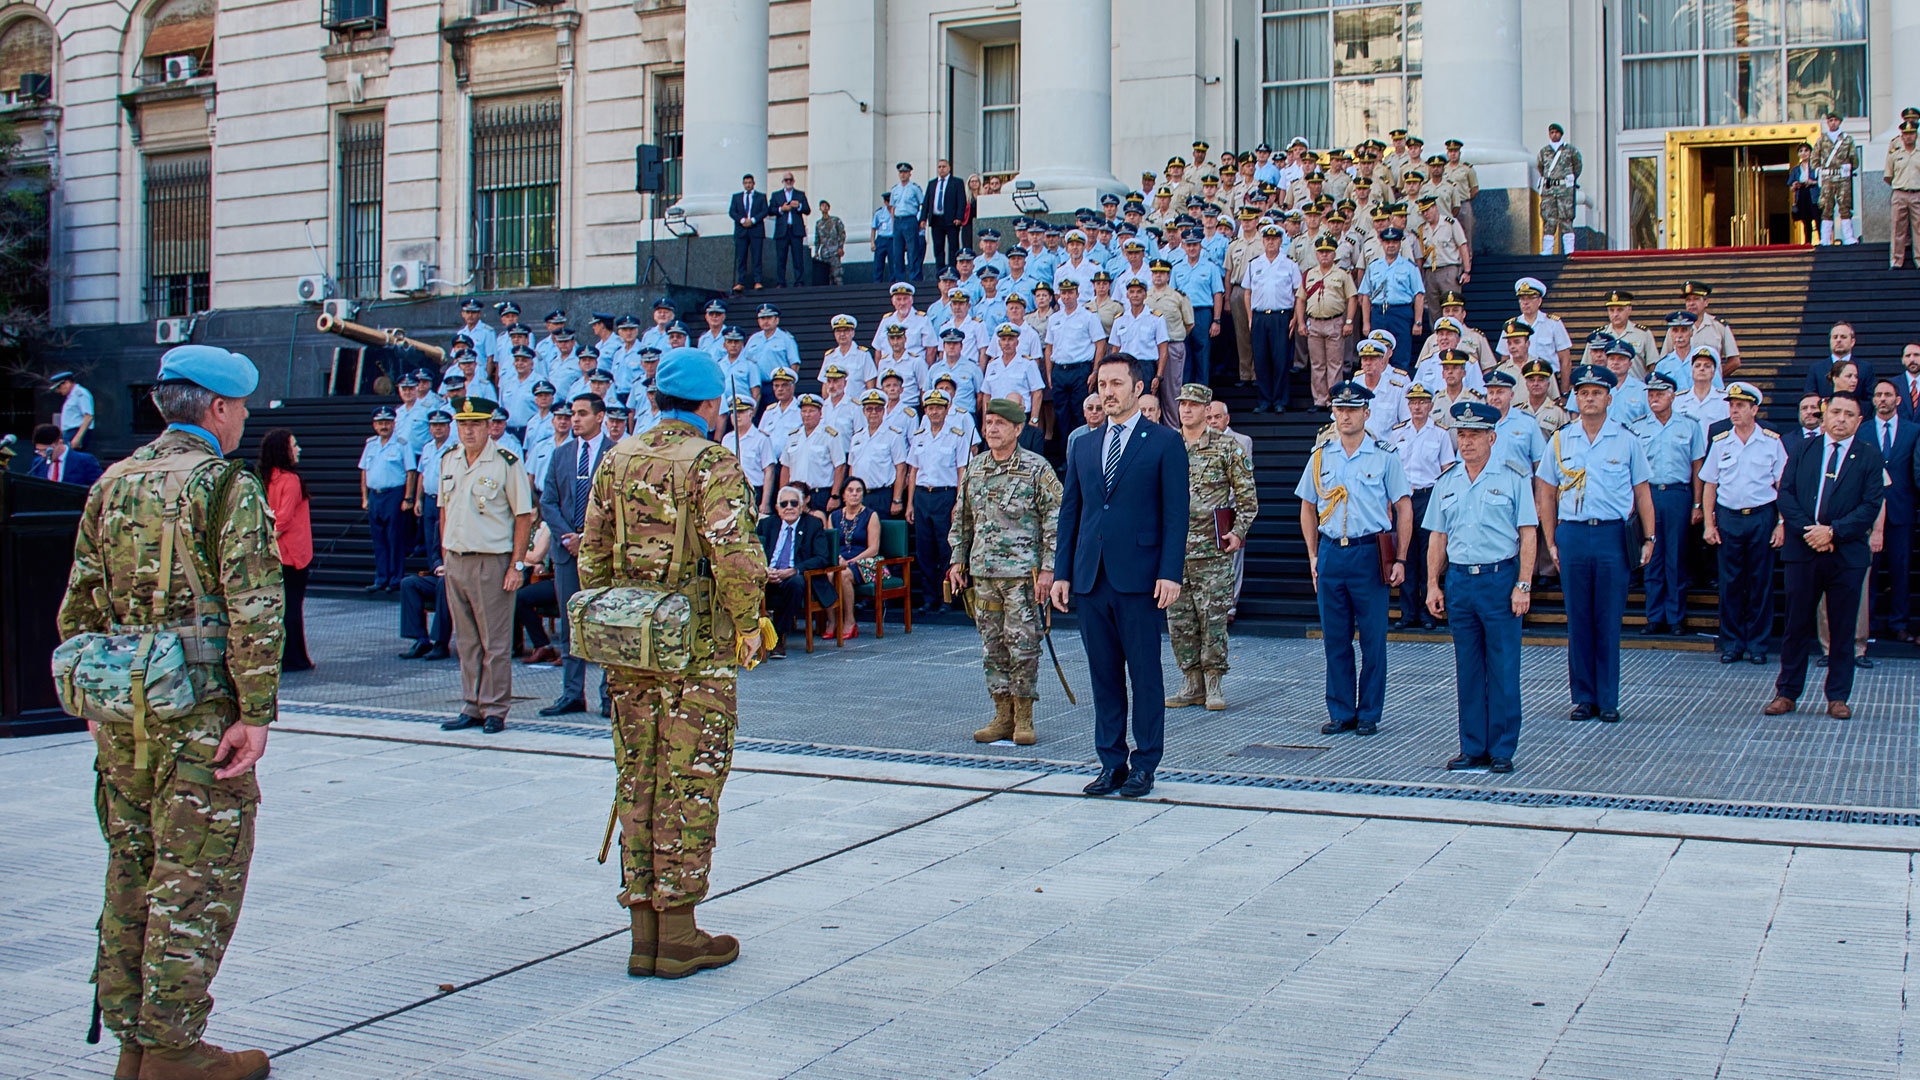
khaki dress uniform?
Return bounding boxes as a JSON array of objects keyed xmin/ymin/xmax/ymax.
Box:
[
  {"xmin": 1443, "ymin": 158, "xmax": 1481, "ymax": 243},
  {"xmin": 1661, "ymin": 312, "xmax": 1739, "ymax": 372},
  {"xmin": 1885, "ymin": 135, "xmax": 1920, "ymax": 266},
  {"xmin": 1301, "ymin": 259, "xmax": 1357, "ymax": 407},
  {"xmin": 438, "ymin": 434, "xmax": 535, "ymax": 721},
  {"xmin": 1087, "ymin": 294, "xmax": 1125, "ymax": 335},
  {"xmin": 1582, "ymin": 322, "xmax": 1659, "ymax": 381},
  {"xmin": 58, "ymin": 428, "xmax": 283, "ymax": 1063},
  {"xmin": 1146, "ymin": 282, "xmax": 1196, "ymax": 415},
  {"xmin": 1420, "ymin": 214, "xmax": 1468, "ymax": 299},
  {"xmin": 1518, "ymin": 397, "xmax": 1573, "ymax": 440}
]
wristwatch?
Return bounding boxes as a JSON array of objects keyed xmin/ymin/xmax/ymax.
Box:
[
  {"xmin": 1516, "ymin": 582, "xmax": 1532, "ymax": 593},
  {"xmin": 513, "ymin": 561, "xmax": 528, "ymax": 573}
]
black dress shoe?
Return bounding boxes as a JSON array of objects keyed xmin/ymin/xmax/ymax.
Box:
[
  {"xmin": 1641, "ymin": 622, "xmax": 1666, "ymax": 636},
  {"xmin": 1855, "ymin": 656, "xmax": 1876, "ymax": 669},
  {"xmin": 398, "ymin": 640, "xmax": 432, "ymax": 660},
  {"xmin": 1749, "ymin": 652, "xmax": 1766, "ymax": 665},
  {"xmin": 1083, "ymin": 767, "xmax": 1129, "ymax": 796},
  {"xmin": 1446, "ymin": 754, "xmax": 1490, "ymax": 771},
  {"xmin": 482, "ymin": 716, "xmax": 506, "ymax": 734},
  {"xmin": 363, "ymin": 583, "xmax": 383, "ymax": 593},
  {"xmin": 540, "ymin": 697, "xmax": 587, "ymax": 717},
  {"xmin": 1597, "ymin": 708, "xmax": 1621, "ymax": 723},
  {"xmin": 424, "ymin": 645, "xmax": 451, "ymax": 660},
  {"xmin": 1568, "ymin": 703, "xmax": 1595, "ymax": 722},
  {"xmin": 1670, "ymin": 624, "xmax": 1689, "ymax": 636},
  {"xmin": 1719, "ymin": 651, "xmax": 1742, "ymax": 664},
  {"xmin": 600, "ymin": 698, "xmax": 613, "ymax": 717},
  {"xmin": 1419, "ymin": 617, "xmax": 1440, "ymax": 630},
  {"xmin": 1355, "ymin": 720, "xmax": 1377, "ymax": 736},
  {"xmin": 1321, "ymin": 718, "xmax": 1358, "ymax": 735},
  {"xmin": 441, "ymin": 714, "xmax": 483, "ymax": 731},
  {"xmin": 1815, "ymin": 655, "xmax": 1829, "ymax": 667},
  {"xmin": 1117, "ymin": 770, "xmax": 1155, "ymax": 798},
  {"xmin": 1488, "ymin": 758, "xmax": 1514, "ymax": 774}
]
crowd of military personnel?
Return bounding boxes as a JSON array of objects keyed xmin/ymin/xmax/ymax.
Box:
[{"xmin": 44, "ymin": 115, "xmax": 1920, "ymax": 1078}]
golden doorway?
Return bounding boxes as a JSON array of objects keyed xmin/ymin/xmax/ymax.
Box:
[{"xmin": 1664, "ymin": 124, "xmax": 1821, "ymax": 248}]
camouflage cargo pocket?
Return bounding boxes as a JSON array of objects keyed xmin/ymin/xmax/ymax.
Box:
[
  {"xmin": 163, "ymin": 758, "xmax": 258, "ymax": 865},
  {"xmin": 567, "ymin": 585, "xmax": 700, "ymax": 674},
  {"xmin": 51, "ymin": 632, "xmax": 200, "ymax": 725}
]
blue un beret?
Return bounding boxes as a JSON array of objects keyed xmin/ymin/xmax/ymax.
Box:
[
  {"xmin": 655, "ymin": 346, "xmax": 725, "ymax": 401},
  {"xmin": 156, "ymin": 345, "xmax": 260, "ymax": 399}
]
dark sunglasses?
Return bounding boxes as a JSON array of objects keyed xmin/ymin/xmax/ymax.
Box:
[{"xmin": 777, "ymin": 499, "xmax": 801, "ymax": 508}]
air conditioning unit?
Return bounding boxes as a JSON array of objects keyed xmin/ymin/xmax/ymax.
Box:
[
  {"xmin": 154, "ymin": 318, "xmax": 192, "ymax": 345},
  {"xmin": 321, "ymin": 298, "xmax": 358, "ymax": 321},
  {"xmin": 17, "ymin": 73, "xmax": 49, "ymax": 101},
  {"xmin": 296, "ymin": 274, "xmax": 335, "ymax": 304},
  {"xmin": 387, "ymin": 260, "xmax": 430, "ymax": 293},
  {"xmin": 163, "ymin": 55, "xmax": 197, "ymax": 82}
]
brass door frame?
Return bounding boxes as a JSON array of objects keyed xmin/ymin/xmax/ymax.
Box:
[{"xmin": 1664, "ymin": 123, "xmax": 1820, "ymax": 248}]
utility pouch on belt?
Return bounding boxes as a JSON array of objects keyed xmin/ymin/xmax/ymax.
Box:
[
  {"xmin": 567, "ymin": 440, "xmax": 726, "ymax": 674},
  {"xmin": 51, "ymin": 455, "xmax": 239, "ymax": 769}
]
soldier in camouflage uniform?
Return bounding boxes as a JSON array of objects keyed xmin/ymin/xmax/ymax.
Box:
[
  {"xmin": 577, "ymin": 346, "xmax": 769, "ymax": 981},
  {"xmin": 56, "ymin": 345, "xmax": 281, "ymax": 1080},
  {"xmin": 1812, "ymin": 110, "xmax": 1860, "ymax": 245},
  {"xmin": 947, "ymin": 396, "xmax": 1062, "ymax": 747},
  {"xmin": 1165, "ymin": 384, "xmax": 1258, "ymax": 711},
  {"xmin": 1536, "ymin": 123, "xmax": 1582, "ymax": 255}
]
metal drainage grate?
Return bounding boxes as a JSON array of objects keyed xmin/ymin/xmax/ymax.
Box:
[{"xmin": 280, "ymin": 702, "xmax": 1920, "ymax": 828}]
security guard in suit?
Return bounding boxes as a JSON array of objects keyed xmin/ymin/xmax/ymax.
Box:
[
  {"xmin": 1535, "ymin": 365, "xmax": 1655, "ymax": 724},
  {"xmin": 1424, "ymin": 400, "xmax": 1537, "ymax": 774},
  {"xmin": 1699, "ymin": 381, "xmax": 1788, "ymax": 664},
  {"xmin": 1295, "ymin": 380, "xmax": 1414, "ymax": 737}
]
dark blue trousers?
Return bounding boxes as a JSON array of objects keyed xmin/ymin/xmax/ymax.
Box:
[
  {"xmin": 1402, "ymin": 488, "xmax": 1434, "ymax": 623},
  {"xmin": 1777, "ymin": 558, "xmax": 1867, "ymax": 703},
  {"xmin": 399, "ymin": 573, "xmax": 451, "ymax": 646},
  {"xmin": 1078, "ymin": 572, "xmax": 1167, "ymax": 773},
  {"xmin": 1716, "ymin": 502, "xmax": 1776, "ymax": 657},
  {"xmin": 1447, "ymin": 560, "xmax": 1523, "ymax": 760},
  {"xmin": 1375, "ymin": 303, "xmax": 1415, "ymax": 372},
  {"xmin": 1643, "ymin": 484, "xmax": 1691, "ymax": 627},
  {"xmin": 1186, "ymin": 306, "xmax": 1213, "ymax": 387},
  {"xmin": 871, "ymin": 233, "xmax": 895, "ymax": 282},
  {"xmin": 1316, "ymin": 540, "xmax": 1389, "ymax": 725},
  {"xmin": 368, "ymin": 487, "xmax": 406, "ymax": 588},
  {"xmin": 1872, "ymin": 523, "xmax": 1912, "ymax": 635},
  {"xmin": 913, "ymin": 487, "xmax": 956, "ymax": 607},
  {"xmin": 733, "ymin": 230, "xmax": 764, "ymax": 288},
  {"xmin": 1250, "ymin": 310, "xmax": 1292, "ymax": 410},
  {"xmin": 414, "ymin": 492, "xmax": 440, "ymax": 557},
  {"xmin": 1559, "ymin": 519, "xmax": 1629, "ymax": 710}
]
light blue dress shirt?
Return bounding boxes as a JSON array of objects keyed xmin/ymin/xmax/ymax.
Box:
[
  {"xmin": 1359, "ymin": 256, "xmax": 1425, "ymax": 307},
  {"xmin": 1293, "ymin": 437, "xmax": 1413, "ymax": 539},
  {"xmin": 1423, "ymin": 457, "xmax": 1539, "ymax": 564},
  {"xmin": 1629, "ymin": 413, "xmax": 1707, "ymax": 486},
  {"xmin": 359, "ymin": 434, "xmax": 413, "ymax": 491},
  {"xmin": 1536, "ymin": 419, "xmax": 1652, "ymax": 521}
]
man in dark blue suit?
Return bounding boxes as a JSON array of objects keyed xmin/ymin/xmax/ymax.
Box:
[
  {"xmin": 1866, "ymin": 380, "xmax": 1918, "ymax": 641},
  {"xmin": 1051, "ymin": 353, "xmax": 1190, "ymax": 799},
  {"xmin": 1896, "ymin": 343, "xmax": 1920, "ymax": 423},
  {"xmin": 538, "ymin": 393, "xmax": 615, "ymax": 716},
  {"xmin": 767, "ymin": 173, "xmax": 810, "ymax": 287},
  {"xmin": 730, "ymin": 174, "xmax": 770, "ymax": 292},
  {"xmin": 29, "ymin": 424, "xmax": 102, "ymax": 487},
  {"xmin": 1765, "ymin": 393, "xmax": 1886, "ymax": 719}
]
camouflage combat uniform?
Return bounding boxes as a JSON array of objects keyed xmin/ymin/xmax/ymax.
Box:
[
  {"xmin": 56, "ymin": 428, "xmax": 284, "ymax": 1053},
  {"xmin": 577, "ymin": 418, "xmax": 767, "ymax": 912},
  {"xmin": 1167, "ymin": 429, "xmax": 1257, "ymax": 681},
  {"xmin": 1537, "ymin": 140, "xmax": 1582, "ymax": 252},
  {"xmin": 949, "ymin": 446, "xmax": 1062, "ymax": 702}
]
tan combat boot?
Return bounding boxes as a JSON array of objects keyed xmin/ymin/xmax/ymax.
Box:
[
  {"xmin": 1204, "ymin": 671, "xmax": 1227, "ymax": 711},
  {"xmin": 973, "ymin": 695, "xmax": 1015, "ymax": 742},
  {"xmin": 115, "ymin": 1043, "xmax": 143, "ymax": 1080},
  {"xmin": 138, "ymin": 1041, "xmax": 269, "ymax": 1080},
  {"xmin": 1166, "ymin": 668, "xmax": 1205, "ymax": 708},
  {"xmin": 1011, "ymin": 698, "xmax": 1037, "ymax": 746},
  {"xmin": 655, "ymin": 903, "xmax": 739, "ymax": 979},
  {"xmin": 628, "ymin": 903, "xmax": 658, "ymax": 977}
]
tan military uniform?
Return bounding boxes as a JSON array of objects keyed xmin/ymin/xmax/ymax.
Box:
[
  {"xmin": 1086, "ymin": 295, "xmax": 1124, "ymax": 335},
  {"xmin": 1661, "ymin": 312, "xmax": 1739, "ymax": 370},
  {"xmin": 1888, "ymin": 141, "xmax": 1920, "ymax": 265},
  {"xmin": 1147, "ymin": 283, "xmax": 1197, "ymax": 415},
  {"xmin": 1383, "ymin": 149, "xmax": 1415, "ymax": 193},
  {"xmin": 1301, "ymin": 264, "xmax": 1357, "ymax": 407},
  {"xmin": 1417, "ymin": 326, "xmax": 1501, "ymax": 378},
  {"xmin": 1225, "ymin": 233, "xmax": 1262, "ymax": 380},
  {"xmin": 1518, "ymin": 396, "xmax": 1573, "ymax": 440},
  {"xmin": 1582, "ymin": 321, "xmax": 1659, "ymax": 380},
  {"xmin": 439, "ymin": 438, "xmax": 534, "ymax": 719},
  {"xmin": 1432, "ymin": 386, "xmax": 1485, "ymax": 431},
  {"xmin": 1443, "ymin": 160, "xmax": 1481, "ymax": 242},
  {"xmin": 1419, "ymin": 215, "xmax": 1468, "ymax": 298}
]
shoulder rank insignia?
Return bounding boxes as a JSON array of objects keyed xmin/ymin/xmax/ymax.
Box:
[{"xmin": 498, "ymin": 446, "xmax": 520, "ymax": 465}]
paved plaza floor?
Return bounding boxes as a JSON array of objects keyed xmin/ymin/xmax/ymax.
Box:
[{"xmin": 4, "ymin": 597, "xmax": 1919, "ymax": 1079}]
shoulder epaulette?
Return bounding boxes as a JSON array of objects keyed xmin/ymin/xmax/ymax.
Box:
[
  {"xmin": 1711, "ymin": 428, "xmax": 1732, "ymax": 441},
  {"xmin": 1437, "ymin": 460, "xmax": 1461, "ymax": 476},
  {"xmin": 823, "ymin": 426, "xmax": 839, "ymax": 437},
  {"xmin": 498, "ymin": 446, "xmax": 519, "ymax": 465},
  {"xmin": 1389, "ymin": 419, "xmax": 1410, "ymax": 430},
  {"xmin": 441, "ymin": 441, "xmax": 461, "ymax": 457},
  {"xmin": 1759, "ymin": 427, "xmax": 1780, "ymax": 439},
  {"xmin": 1373, "ymin": 437, "xmax": 1394, "ymax": 452}
]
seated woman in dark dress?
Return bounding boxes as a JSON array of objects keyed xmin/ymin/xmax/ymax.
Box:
[{"xmin": 824, "ymin": 477, "xmax": 883, "ymax": 640}]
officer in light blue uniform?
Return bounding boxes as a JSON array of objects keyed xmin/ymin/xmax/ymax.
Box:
[
  {"xmin": 1425, "ymin": 400, "xmax": 1538, "ymax": 774},
  {"xmin": 412, "ymin": 368, "xmax": 444, "ymax": 415},
  {"xmin": 534, "ymin": 309, "xmax": 568, "ymax": 370},
  {"xmin": 716, "ymin": 326, "xmax": 760, "ymax": 412},
  {"xmin": 606, "ymin": 315, "xmax": 645, "ymax": 386},
  {"xmin": 972, "ymin": 268, "xmax": 1009, "ymax": 328},
  {"xmin": 1483, "ymin": 368, "xmax": 1547, "ymax": 475},
  {"xmin": 412, "ymin": 406, "xmax": 455, "ymax": 555},
  {"xmin": 696, "ymin": 299, "xmax": 731, "ymax": 357},
  {"xmin": 926, "ymin": 326, "xmax": 984, "ymax": 411},
  {"xmin": 1295, "ymin": 380, "xmax": 1414, "ymax": 737},
  {"xmin": 1603, "ymin": 338, "xmax": 1650, "ymax": 426},
  {"xmin": 360, "ymin": 405, "xmax": 414, "ymax": 592},
  {"xmin": 627, "ymin": 346, "xmax": 662, "ymax": 431},
  {"xmin": 393, "ymin": 373, "xmax": 431, "ymax": 448},
  {"xmin": 1628, "ymin": 370, "xmax": 1707, "ymax": 637},
  {"xmin": 746, "ymin": 303, "xmax": 802, "ymax": 405},
  {"xmin": 1536, "ymin": 364, "xmax": 1656, "ymax": 723},
  {"xmin": 639, "ymin": 298, "xmax": 677, "ymax": 353}
]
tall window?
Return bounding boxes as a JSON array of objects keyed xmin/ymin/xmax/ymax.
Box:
[
  {"xmin": 981, "ymin": 43, "xmax": 1019, "ymax": 174},
  {"xmin": 470, "ymin": 96, "xmax": 560, "ymax": 290},
  {"xmin": 652, "ymin": 74, "xmax": 683, "ymax": 216},
  {"xmin": 0, "ymin": 18, "xmax": 53, "ymax": 104},
  {"xmin": 144, "ymin": 152, "xmax": 209, "ymax": 318},
  {"xmin": 1261, "ymin": 0, "xmax": 1421, "ymax": 150},
  {"xmin": 337, "ymin": 114, "xmax": 383, "ymax": 299},
  {"xmin": 1621, "ymin": 0, "xmax": 1867, "ymax": 130}
]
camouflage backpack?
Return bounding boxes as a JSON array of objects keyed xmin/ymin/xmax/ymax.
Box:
[
  {"xmin": 566, "ymin": 438, "xmax": 717, "ymax": 673},
  {"xmin": 51, "ymin": 451, "xmax": 241, "ymax": 767}
]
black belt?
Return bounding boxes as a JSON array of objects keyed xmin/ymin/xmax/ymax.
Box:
[
  {"xmin": 1651, "ymin": 482, "xmax": 1687, "ymax": 491},
  {"xmin": 447, "ymin": 550, "xmax": 506, "ymax": 558},
  {"xmin": 917, "ymin": 485, "xmax": 956, "ymax": 493},
  {"xmin": 1327, "ymin": 531, "xmax": 1384, "ymax": 548},
  {"xmin": 1454, "ymin": 557, "xmax": 1516, "ymax": 576},
  {"xmin": 1719, "ymin": 501, "xmax": 1776, "ymax": 516},
  {"xmin": 1564, "ymin": 518, "xmax": 1626, "ymax": 526}
]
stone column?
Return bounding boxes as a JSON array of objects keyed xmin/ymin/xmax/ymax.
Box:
[
  {"xmin": 807, "ymin": 0, "xmax": 884, "ymax": 254},
  {"xmin": 672, "ymin": 0, "xmax": 769, "ymax": 227},
  {"xmin": 1421, "ymin": 0, "xmax": 1527, "ymax": 169},
  {"xmin": 1877, "ymin": 2, "xmax": 1920, "ymax": 146},
  {"xmin": 1014, "ymin": 0, "xmax": 1123, "ymax": 203}
]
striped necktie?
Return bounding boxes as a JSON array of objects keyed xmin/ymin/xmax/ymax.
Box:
[
  {"xmin": 1103, "ymin": 423, "xmax": 1125, "ymax": 492},
  {"xmin": 572, "ymin": 439, "xmax": 596, "ymax": 530}
]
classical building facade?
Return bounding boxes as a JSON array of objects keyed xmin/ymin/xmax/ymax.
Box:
[{"xmin": 26, "ymin": 0, "xmax": 1920, "ymax": 326}]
